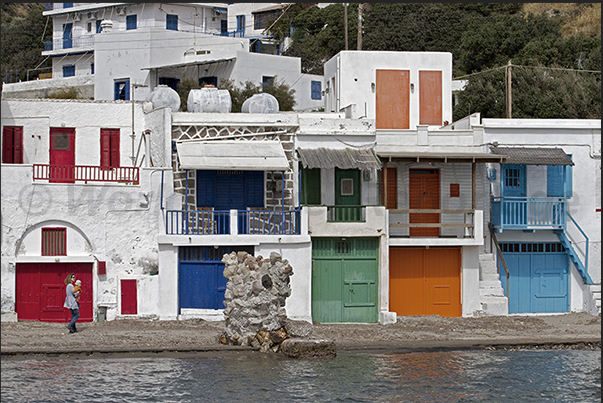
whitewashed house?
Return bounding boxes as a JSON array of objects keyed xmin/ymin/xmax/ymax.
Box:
[{"xmin": 2, "ymin": 3, "xmax": 323, "ymax": 112}]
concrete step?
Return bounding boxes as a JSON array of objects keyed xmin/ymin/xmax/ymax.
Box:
[
  {"xmin": 480, "ymin": 287, "xmax": 505, "ymax": 297},
  {"xmin": 482, "ymin": 273, "xmax": 500, "ymax": 281},
  {"xmin": 480, "ymin": 296, "xmax": 508, "ymax": 316}
]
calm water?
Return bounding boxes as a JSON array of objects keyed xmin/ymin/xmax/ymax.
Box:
[{"xmin": 1, "ymin": 348, "xmax": 600, "ymax": 402}]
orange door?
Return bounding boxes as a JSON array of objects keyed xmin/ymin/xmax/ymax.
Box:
[
  {"xmin": 419, "ymin": 70, "xmax": 443, "ymax": 125},
  {"xmin": 409, "ymin": 169, "xmax": 440, "ymax": 237},
  {"xmin": 389, "ymin": 247, "xmax": 461, "ymax": 317},
  {"xmin": 376, "ymin": 70, "xmax": 410, "ymax": 129}
]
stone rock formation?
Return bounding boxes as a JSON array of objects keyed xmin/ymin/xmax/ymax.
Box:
[{"xmin": 220, "ymin": 251, "xmax": 294, "ymax": 352}]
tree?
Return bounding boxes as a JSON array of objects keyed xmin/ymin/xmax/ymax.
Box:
[
  {"xmin": 220, "ymin": 78, "xmax": 296, "ymax": 113},
  {"xmin": 1, "ymin": 3, "xmax": 52, "ymax": 82}
]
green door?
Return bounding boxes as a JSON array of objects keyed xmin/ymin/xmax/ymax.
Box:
[
  {"xmin": 312, "ymin": 238, "xmax": 379, "ymax": 323},
  {"xmin": 334, "ymin": 168, "xmax": 361, "ymax": 221}
]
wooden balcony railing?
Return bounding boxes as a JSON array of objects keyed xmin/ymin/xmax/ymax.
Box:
[
  {"xmin": 33, "ymin": 164, "xmax": 139, "ymax": 184},
  {"xmin": 389, "ymin": 209, "xmax": 475, "ymax": 237},
  {"xmin": 491, "ymin": 197, "xmax": 566, "ymax": 230},
  {"xmin": 327, "ymin": 205, "xmax": 365, "ymax": 222}
]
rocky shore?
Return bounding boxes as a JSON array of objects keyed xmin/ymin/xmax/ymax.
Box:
[{"xmin": 1, "ymin": 312, "xmax": 600, "ymax": 358}]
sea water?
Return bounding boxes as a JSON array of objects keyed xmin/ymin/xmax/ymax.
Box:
[{"xmin": 1, "ymin": 348, "xmax": 600, "ymax": 402}]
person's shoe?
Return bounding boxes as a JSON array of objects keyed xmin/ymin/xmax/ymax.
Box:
[{"xmin": 67, "ymin": 326, "xmax": 75, "ymax": 333}]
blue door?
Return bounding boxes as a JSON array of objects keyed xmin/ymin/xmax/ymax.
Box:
[
  {"xmin": 178, "ymin": 246, "xmax": 253, "ymax": 311},
  {"xmin": 499, "ymin": 243, "xmax": 569, "ymax": 313},
  {"xmin": 63, "ymin": 23, "xmax": 73, "ymax": 49}
]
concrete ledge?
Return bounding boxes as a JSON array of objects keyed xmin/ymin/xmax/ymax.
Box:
[
  {"xmin": 280, "ymin": 338, "xmax": 336, "ymax": 358},
  {"xmin": 1, "ymin": 312, "xmax": 18, "ymax": 322}
]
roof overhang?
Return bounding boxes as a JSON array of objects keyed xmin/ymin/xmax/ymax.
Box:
[
  {"xmin": 377, "ymin": 151, "xmax": 506, "ymax": 164},
  {"xmin": 142, "ymin": 56, "xmax": 236, "ymax": 71},
  {"xmin": 490, "ymin": 147, "xmax": 574, "ymax": 166},
  {"xmin": 297, "ymin": 148, "xmax": 382, "ymax": 170},
  {"xmin": 176, "ymin": 140, "xmax": 290, "ymax": 171}
]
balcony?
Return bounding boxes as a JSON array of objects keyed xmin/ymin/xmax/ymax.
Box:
[
  {"xmin": 33, "ymin": 164, "xmax": 139, "ymax": 185},
  {"xmin": 307, "ymin": 205, "xmax": 386, "ymax": 238},
  {"xmin": 165, "ymin": 209, "xmax": 301, "ymax": 236},
  {"xmin": 44, "ymin": 35, "xmax": 95, "ymax": 52},
  {"xmin": 491, "ymin": 197, "xmax": 566, "ymax": 231}
]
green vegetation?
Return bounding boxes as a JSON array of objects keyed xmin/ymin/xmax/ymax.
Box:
[
  {"xmin": 221, "ymin": 78, "xmax": 296, "ymax": 112},
  {"xmin": 45, "ymin": 87, "xmax": 81, "ymax": 99}
]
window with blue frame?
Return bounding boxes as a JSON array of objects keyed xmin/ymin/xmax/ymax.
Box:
[
  {"xmin": 262, "ymin": 76, "xmax": 275, "ymax": 88},
  {"xmin": 236, "ymin": 15, "xmax": 245, "ymax": 35},
  {"xmin": 90, "ymin": 63, "xmax": 94, "ymax": 74},
  {"xmin": 159, "ymin": 77, "xmax": 180, "ymax": 92},
  {"xmin": 114, "ymin": 79, "xmax": 130, "ymax": 100},
  {"xmin": 311, "ymin": 81, "xmax": 322, "ymax": 100},
  {"xmin": 199, "ymin": 76, "xmax": 218, "ymax": 87},
  {"xmin": 126, "ymin": 15, "xmax": 137, "ymax": 30},
  {"xmin": 63, "ymin": 65, "xmax": 75, "ymax": 77},
  {"xmin": 502, "ymin": 164, "xmax": 526, "ymax": 197},
  {"xmin": 166, "ymin": 14, "xmax": 178, "ymax": 31},
  {"xmin": 96, "ymin": 20, "xmax": 103, "ymax": 33},
  {"xmin": 547, "ymin": 156, "xmax": 573, "ymax": 198}
]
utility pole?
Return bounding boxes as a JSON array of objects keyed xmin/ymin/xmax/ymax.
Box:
[
  {"xmin": 357, "ymin": 3, "xmax": 363, "ymax": 50},
  {"xmin": 505, "ymin": 60, "xmax": 512, "ymax": 118},
  {"xmin": 344, "ymin": 3, "xmax": 348, "ymax": 50}
]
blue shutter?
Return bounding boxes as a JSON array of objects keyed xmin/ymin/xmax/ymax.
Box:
[
  {"xmin": 245, "ymin": 171, "xmax": 264, "ymax": 208},
  {"xmin": 166, "ymin": 14, "xmax": 178, "ymax": 31},
  {"xmin": 126, "ymin": 15, "xmax": 137, "ymax": 30},
  {"xmin": 311, "ymin": 81, "xmax": 322, "ymax": 100},
  {"xmin": 564, "ymin": 157, "xmax": 573, "ymax": 198},
  {"xmin": 96, "ymin": 20, "xmax": 103, "ymax": 33},
  {"xmin": 547, "ymin": 165, "xmax": 564, "ymax": 197},
  {"xmin": 62, "ymin": 23, "xmax": 73, "ymax": 49},
  {"xmin": 62, "ymin": 65, "xmax": 75, "ymax": 77},
  {"xmin": 196, "ymin": 170, "xmax": 216, "ymax": 207},
  {"xmin": 90, "ymin": 63, "xmax": 94, "ymax": 74}
]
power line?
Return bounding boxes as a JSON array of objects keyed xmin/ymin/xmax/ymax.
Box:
[{"xmin": 454, "ymin": 62, "xmax": 601, "ymax": 80}]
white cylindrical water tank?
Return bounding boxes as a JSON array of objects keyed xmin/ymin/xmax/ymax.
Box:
[
  {"xmin": 145, "ymin": 84, "xmax": 181, "ymax": 111},
  {"xmin": 187, "ymin": 87, "xmax": 232, "ymax": 113},
  {"xmin": 241, "ymin": 93, "xmax": 279, "ymax": 114}
]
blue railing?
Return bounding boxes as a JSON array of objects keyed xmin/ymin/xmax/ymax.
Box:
[
  {"xmin": 220, "ymin": 29, "xmax": 245, "ymax": 38},
  {"xmin": 44, "ymin": 35, "xmax": 95, "ymax": 51},
  {"xmin": 327, "ymin": 205, "xmax": 365, "ymax": 222},
  {"xmin": 491, "ymin": 197, "xmax": 566, "ymax": 230},
  {"xmin": 165, "ymin": 209, "xmax": 301, "ymax": 235}
]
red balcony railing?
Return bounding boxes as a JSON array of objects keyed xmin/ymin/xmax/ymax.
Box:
[{"xmin": 33, "ymin": 164, "xmax": 139, "ymax": 184}]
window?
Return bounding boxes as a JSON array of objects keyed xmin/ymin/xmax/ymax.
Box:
[
  {"xmin": 96, "ymin": 20, "xmax": 103, "ymax": 33},
  {"xmin": 63, "ymin": 23, "xmax": 73, "ymax": 49},
  {"xmin": 236, "ymin": 15, "xmax": 245, "ymax": 33},
  {"xmin": 262, "ymin": 76, "xmax": 275, "ymax": 88},
  {"xmin": 2, "ymin": 126, "xmax": 23, "ymax": 164},
  {"xmin": 450, "ymin": 183, "xmax": 460, "ymax": 198},
  {"xmin": 87, "ymin": 22, "xmax": 92, "ymax": 33},
  {"xmin": 114, "ymin": 79, "xmax": 130, "ymax": 100},
  {"xmin": 63, "ymin": 65, "xmax": 75, "ymax": 77},
  {"xmin": 126, "ymin": 14, "xmax": 137, "ymax": 30},
  {"xmin": 100, "ymin": 129, "xmax": 120, "ymax": 168},
  {"xmin": 253, "ymin": 9, "xmax": 281, "ymax": 30},
  {"xmin": 90, "ymin": 63, "xmax": 94, "ymax": 74},
  {"xmin": 311, "ymin": 81, "xmax": 322, "ymax": 100},
  {"xmin": 166, "ymin": 14, "xmax": 178, "ymax": 31},
  {"xmin": 301, "ymin": 167, "xmax": 321, "ymax": 205},
  {"xmin": 42, "ymin": 228, "xmax": 66, "ymax": 256}
]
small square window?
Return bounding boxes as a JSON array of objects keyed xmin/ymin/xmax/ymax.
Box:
[
  {"xmin": 126, "ymin": 14, "xmax": 137, "ymax": 30},
  {"xmin": 63, "ymin": 65, "xmax": 75, "ymax": 78},
  {"xmin": 42, "ymin": 228, "xmax": 66, "ymax": 256},
  {"xmin": 450, "ymin": 183, "xmax": 460, "ymax": 198},
  {"xmin": 341, "ymin": 178, "xmax": 354, "ymax": 196}
]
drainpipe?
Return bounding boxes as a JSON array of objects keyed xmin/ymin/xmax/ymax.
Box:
[{"xmin": 131, "ymin": 83, "xmax": 148, "ymax": 166}]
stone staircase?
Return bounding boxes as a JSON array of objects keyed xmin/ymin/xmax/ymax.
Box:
[{"xmin": 477, "ymin": 253, "xmax": 508, "ymax": 316}]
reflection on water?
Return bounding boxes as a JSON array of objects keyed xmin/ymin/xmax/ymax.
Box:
[{"xmin": 2, "ymin": 349, "xmax": 600, "ymax": 403}]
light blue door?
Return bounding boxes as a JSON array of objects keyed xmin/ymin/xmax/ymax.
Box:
[{"xmin": 500, "ymin": 243, "xmax": 569, "ymax": 313}]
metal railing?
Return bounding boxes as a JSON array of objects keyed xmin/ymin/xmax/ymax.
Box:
[
  {"xmin": 326, "ymin": 205, "xmax": 365, "ymax": 222},
  {"xmin": 33, "ymin": 164, "xmax": 139, "ymax": 184},
  {"xmin": 44, "ymin": 35, "xmax": 95, "ymax": 51},
  {"xmin": 491, "ymin": 196, "xmax": 566, "ymax": 230},
  {"xmin": 165, "ymin": 209, "xmax": 301, "ymax": 236},
  {"xmin": 488, "ymin": 222, "xmax": 510, "ymax": 299}
]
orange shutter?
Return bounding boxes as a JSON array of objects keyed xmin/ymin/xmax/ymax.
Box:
[{"xmin": 419, "ymin": 71, "xmax": 442, "ymax": 125}]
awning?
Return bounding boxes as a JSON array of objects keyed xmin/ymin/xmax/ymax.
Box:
[
  {"xmin": 142, "ymin": 56, "xmax": 236, "ymax": 71},
  {"xmin": 377, "ymin": 151, "xmax": 506, "ymax": 164},
  {"xmin": 297, "ymin": 148, "xmax": 382, "ymax": 170},
  {"xmin": 176, "ymin": 140, "xmax": 290, "ymax": 171},
  {"xmin": 214, "ymin": 7, "xmax": 227, "ymax": 14},
  {"xmin": 490, "ymin": 147, "xmax": 574, "ymax": 166}
]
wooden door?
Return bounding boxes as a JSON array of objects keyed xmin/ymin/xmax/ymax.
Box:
[
  {"xmin": 120, "ymin": 279, "xmax": 137, "ymax": 315},
  {"xmin": 389, "ymin": 247, "xmax": 461, "ymax": 317},
  {"xmin": 409, "ymin": 169, "xmax": 440, "ymax": 237},
  {"xmin": 376, "ymin": 70, "xmax": 410, "ymax": 129},
  {"xmin": 50, "ymin": 127, "xmax": 75, "ymax": 183}
]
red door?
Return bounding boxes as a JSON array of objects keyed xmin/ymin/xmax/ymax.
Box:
[
  {"xmin": 15, "ymin": 263, "xmax": 93, "ymax": 322},
  {"xmin": 50, "ymin": 127, "xmax": 75, "ymax": 183},
  {"xmin": 409, "ymin": 169, "xmax": 440, "ymax": 237},
  {"xmin": 120, "ymin": 279, "xmax": 137, "ymax": 314}
]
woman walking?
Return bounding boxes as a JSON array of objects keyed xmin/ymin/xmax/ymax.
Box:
[{"xmin": 63, "ymin": 273, "xmax": 80, "ymax": 333}]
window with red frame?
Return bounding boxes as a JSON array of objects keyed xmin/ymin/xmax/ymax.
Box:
[
  {"xmin": 42, "ymin": 228, "xmax": 67, "ymax": 256},
  {"xmin": 100, "ymin": 129, "xmax": 120, "ymax": 168},
  {"xmin": 2, "ymin": 126, "xmax": 23, "ymax": 163}
]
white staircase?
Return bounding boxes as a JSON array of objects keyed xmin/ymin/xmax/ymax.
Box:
[
  {"xmin": 590, "ymin": 284, "xmax": 601, "ymax": 315},
  {"xmin": 478, "ymin": 253, "xmax": 508, "ymax": 316}
]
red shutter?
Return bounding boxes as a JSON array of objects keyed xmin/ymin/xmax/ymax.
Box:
[
  {"xmin": 13, "ymin": 126, "xmax": 23, "ymax": 163},
  {"xmin": 2, "ymin": 127, "xmax": 14, "ymax": 163},
  {"xmin": 100, "ymin": 129, "xmax": 111, "ymax": 168},
  {"xmin": 110, "ymin": 129, "xmax": 120, "ymax": 167}
]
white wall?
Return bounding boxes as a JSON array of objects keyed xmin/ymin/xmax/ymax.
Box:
[{"xmin": 324, "ymin": 51, "xmax": 454, "ymax": 127}]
